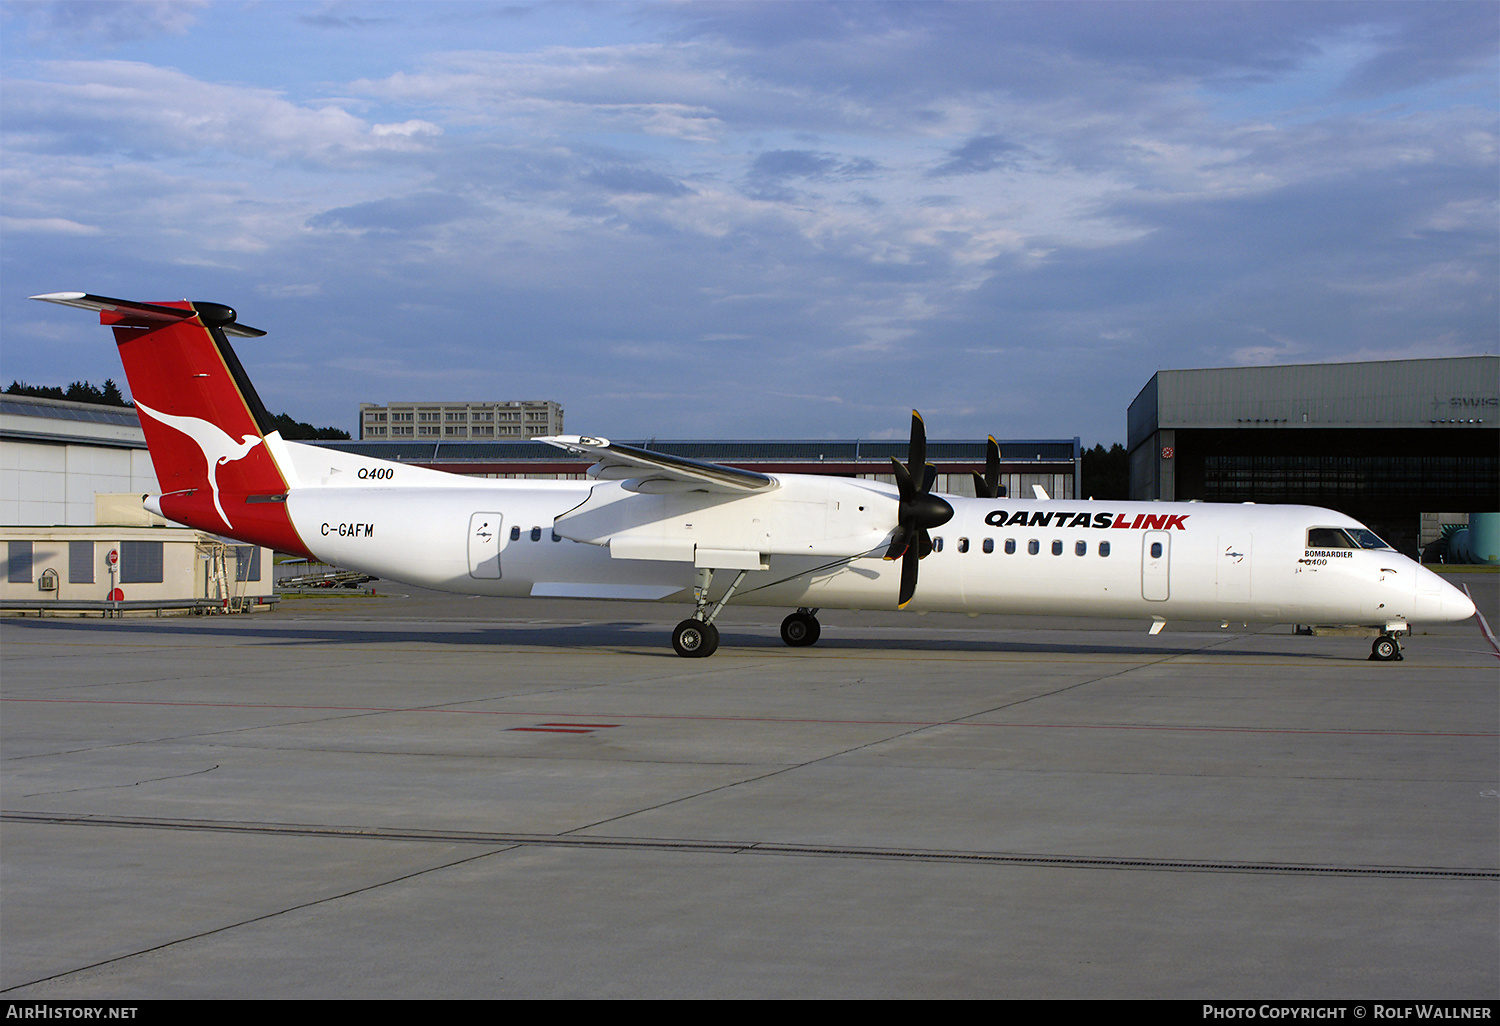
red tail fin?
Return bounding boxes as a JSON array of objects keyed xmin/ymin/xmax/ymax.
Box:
[{"xmin": 30, "ymin": 293, "xmax": 312, "ymax": 557}]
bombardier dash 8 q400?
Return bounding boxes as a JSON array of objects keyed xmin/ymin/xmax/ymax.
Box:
[{"xmin": 32, "ymin": 292, "xmax": 1476, "ymax": 661}]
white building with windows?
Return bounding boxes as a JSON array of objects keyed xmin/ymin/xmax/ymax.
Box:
[{"xmin": 358, "ymin": 400, "xmax": 564, "ymax": 440}]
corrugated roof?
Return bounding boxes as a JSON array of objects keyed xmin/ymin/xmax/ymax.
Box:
[
  {"xmin": 0, "ymin": 395, "xmax": 142, "ymax": 428},
  {"xmin": 311, "ymin": 438, "xmax": 1079, "ymax": 464}
]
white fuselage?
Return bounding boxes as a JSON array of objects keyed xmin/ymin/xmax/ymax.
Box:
[{"xmin": 270, "ymin": 436, "xmax": 1474, "ymax": 629}]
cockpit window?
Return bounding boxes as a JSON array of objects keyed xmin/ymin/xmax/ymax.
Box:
[{"xmin": 1307, "ymin": 527, "xmax": 1393, "ymax": 550}]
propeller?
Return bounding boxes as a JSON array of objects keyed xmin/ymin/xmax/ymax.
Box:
[
  {"xmin": 972, "ymin": 436, "xmax": 1002, "ymax": 499},
  {"xmin": 884, "ymin": 411, "xmax": 954, "ymax": 608}
]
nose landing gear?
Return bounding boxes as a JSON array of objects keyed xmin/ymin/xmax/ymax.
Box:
[{"xmin": 1370, "ymin": 634, "xmax": 1404, "ymax": 661}]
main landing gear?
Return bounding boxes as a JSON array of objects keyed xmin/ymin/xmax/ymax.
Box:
[
  {"xmin": 672, "ymin": 567, "xmax": 750, "ymax": 659},
  {"xmin": 780, "ymin": 608, "xmax": 821, "ymax": 647},
  {"xmin": 1369, "ymin": 633, "xmax": 1404, "ymax": 662},
  {"xmin": 670, "ymin": 569, "xmax": 825, "ymax": 658}
]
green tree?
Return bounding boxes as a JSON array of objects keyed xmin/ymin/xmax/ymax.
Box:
[{"xmin": 1081, "ymin": 443, "xmax": 1129, "ymax": 500}]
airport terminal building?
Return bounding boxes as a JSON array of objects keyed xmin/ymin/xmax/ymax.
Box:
[{"xmin": 1127, "ymin": 356, "xmax": 1499, "ymax": 556}]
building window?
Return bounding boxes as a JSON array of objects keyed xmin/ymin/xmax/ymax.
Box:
[
  {"xmin": 120, "ymin": 541, "xmax": 163, "ymax": 584},
  {"xmin": 69, "ymin": 541, "xmax": 94, "ymax": 584},
  {"xmin": 7, "ymin": 542, "xmax": 33, "ymax": 583},
  {"xmin": 234, "ymin": 546, "xmax": 261, "ymax": 583}
]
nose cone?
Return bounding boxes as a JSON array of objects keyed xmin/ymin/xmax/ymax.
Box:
[{"xmin": 1413, "ymin": 571, "xmax": 1476, "ymax": 623}]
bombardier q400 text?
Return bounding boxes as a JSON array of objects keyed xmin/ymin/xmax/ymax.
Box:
[{"xmin": 31, "ymin": 292, "xmax": 1476, "ymax": 661}]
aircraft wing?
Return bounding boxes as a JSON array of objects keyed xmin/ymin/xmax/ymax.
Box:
[{"xmin": 540, "ymin": 435, "xmax": 775, "ymax": 494}]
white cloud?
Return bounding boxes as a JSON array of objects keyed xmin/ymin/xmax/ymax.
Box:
[{"xmin": 0, "ymin": 216, "xmax": 100, "ymax": 235}]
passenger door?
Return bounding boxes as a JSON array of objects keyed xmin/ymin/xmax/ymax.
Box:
[
  {"xmin": 1141, "ymin": 531, "xmax": 1170, "ymax": 601},
  {"xmin": 468, "ymin": 513, "xmax": 503, "ymax": 579}
]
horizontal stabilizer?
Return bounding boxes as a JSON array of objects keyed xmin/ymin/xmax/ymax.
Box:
[{"xmin": 30, "ymin": 292, "xmax": 266, "ymax": 337}]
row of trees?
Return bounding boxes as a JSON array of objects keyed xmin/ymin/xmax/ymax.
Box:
[
  {"xmin": 5, "ymin": 380, "xmax": 349, "ymax": 440},
  {"xmin": 7, "ymin": 379, "xmax": 128, "ymax": 407},
  {"xmin": 1080, "ymin": 442, "xmax": 1128, "ymax": 500}
]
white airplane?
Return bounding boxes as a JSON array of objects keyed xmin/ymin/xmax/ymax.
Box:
[{"xmin": 32, "ymin": 292, "xmax": 1476, "ymax": 661}]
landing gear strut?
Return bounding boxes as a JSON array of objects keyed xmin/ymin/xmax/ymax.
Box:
[
  {"xmin": 780, "ymin": 608, "xmax": 821, "ymax": 647},
  {"xmin": 672, "ymin": 567, "xmax": 749, "ymax": 658},
  {"xmin": 1370, "ymin": 634, "xmax": 1404, "ymax": 662}
]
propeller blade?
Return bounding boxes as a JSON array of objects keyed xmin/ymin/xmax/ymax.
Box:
[
  {"xmin": 898, "ymin": 545, "xmax": 920, "ymax": 608},
  {"xmin": 888, "ymin": 410, "xmax": 955, "ymax": 608},
  {"xmin": 972, "ymin": 436, "xmax": 1001, "ymax": 498},
  {"xmin": 889, "ymin": 455, "xmax": 914, "ymax": 501},
  {"xmin": 884, "ymin": 522, "xmax": 911, "ymax": 561},
  {"xmin": 907, "ymin": 411, "xmax": 926, "ymax": 484}
]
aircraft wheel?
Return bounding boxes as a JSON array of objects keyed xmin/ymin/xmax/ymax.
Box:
[
  {"xmin": 780, "ymin": 612, "xmax": 821, "ymax": 647},
  {"xmin": 1370, "ymin": 635, "xmax": 1400, "ymax": 662},
  {"xmin": 673, "ymin": 619, "xmax": 719, "ymax": 658}
]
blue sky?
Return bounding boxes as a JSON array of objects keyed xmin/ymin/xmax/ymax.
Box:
[{"xmin": 3, "ymin": 1, "xmax": 1495, "ymax": 444}]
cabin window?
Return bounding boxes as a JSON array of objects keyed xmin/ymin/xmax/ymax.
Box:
[
  {"xmin": 1075, "ymin": 540, "xmax": 1087, "ymax": 556},
  {"xmin": 1005, "ymin": 539, "xmax": 1016, "ymax": 555},
  {"xmin": 552, "ymin": 531, "xmax": 562, "ymax": 542},
  {"xmin": 1051, "ymin": 540, "xmax": 1063, "ymax": 556},
  {"xmin": 530, "ymin": 527, "xmax": 542, "ymax": 542},
  {"xmin": 1150, "ymin": 542, "xmax": 1163, "ymax": 559},
  {"xmin": 510, "ymin": 526, "xmax": 521, "ymax": 541},
  {"xmin": 933, "ymin": 537, "xmax": 944, "ymax": 552},
  {"xmin": 982, "ymin": 538, "xmax": 994, "ymax": 554},
  {"xmin": 1099, "ymin": 541, "xmax": 1111, "ymax": 557},
  {"xmin": 957, "ymin": 538, "xmax": 969, "ymax": 553},
  {"xmin": 1027, "ymin": 539, "xmax": 1039, "ymax": 555}
]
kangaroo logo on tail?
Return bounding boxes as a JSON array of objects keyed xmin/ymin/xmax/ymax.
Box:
[{"xmin": 133, "ymin": 400, "xmax": 262, "ymax": 530}]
